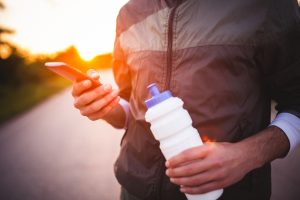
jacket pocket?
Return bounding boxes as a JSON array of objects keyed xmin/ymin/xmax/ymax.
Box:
[
  {"xmin": 114, "ymin": 141, "xmax": 163, "ymax": 200},
  {"xmin": 114, "ymin": 121, "xmax": 163, "ymax": 199}
]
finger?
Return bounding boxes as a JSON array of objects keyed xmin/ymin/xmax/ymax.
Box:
[
  {"xmin": 72, "ymin": 80, "xmax": 92, "ymax": 97},
  {"xmin": 166, "ymin": 145, "xmax": 211, "ymax": 168},
  {"xmin": 74, "ymin": 84, "xmax": 112, "ymax": 108},
  {"xmin": 87, "ymin": 69, "xmax": 100, "ymax": 80},
  {"xmin": 80, "ymin": 89, "xmax": 119, "ymax": 116},
  {"xmin": 87, "ymin": 96, "xmax": 120, "ymax": 121},
  {"xmin": 180, "ymin": 180, "xmax": 224, "ymax": 195},
  {"xmin": 166, "ymin": 159, "xmax": 211, "ymax": 178},
  {"xmin": 170, "ymin": 169, "xmax": 224, "ymax": 187},
  {"xmin": 87, "ymin": 69, "xmax": 97, "ymax": 76}
]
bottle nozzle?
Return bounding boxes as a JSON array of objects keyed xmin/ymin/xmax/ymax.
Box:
[
  {"xmin": 148, "ymin": 83, "xmax": 160, "ymax": 96},
  {"xmin": 145, "ymin": 83, "xmax": 172, "ymax": 108}
]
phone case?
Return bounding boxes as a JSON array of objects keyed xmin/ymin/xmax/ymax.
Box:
[{"xmin": 45, "ymin": 62, "xmax": 101, "ymax": 87}]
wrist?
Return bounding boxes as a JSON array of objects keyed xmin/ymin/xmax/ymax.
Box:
[
  {"xmin": 233, "ymin": 141, "xmax": 263, "ymax": 174},
  {"xmin": 236, "ymin": 126, "xmax": 290, "ymax": 171},
  {"xmin": 103, "ymin": 103, "xmax": 126, "ymax": 129}
]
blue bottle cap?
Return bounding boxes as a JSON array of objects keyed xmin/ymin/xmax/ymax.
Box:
[{"xmin": 145, "ymin": 83, "xmax": 172, "ymax": 108}]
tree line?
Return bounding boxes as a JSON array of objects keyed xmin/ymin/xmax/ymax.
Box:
[{"xmin": 0, "ymin": 0, "xmax": 112, "ymax": 89}]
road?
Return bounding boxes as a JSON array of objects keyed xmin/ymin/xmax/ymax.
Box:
[
  {"xmin": 0, "ymin": 70, "xmax": 123, "ymax": 200},
  {"xmin": 0, "ymin": 69, "xmax": 299, "ymax": 200}
]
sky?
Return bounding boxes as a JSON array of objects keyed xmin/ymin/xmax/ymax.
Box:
[
  {"xmin": 2, "ymin": 0, "xmax": 298, "ymax": 60},
  {"xmin": 0, "ymin": 0, "xmax": 128, "ymax": 60}
]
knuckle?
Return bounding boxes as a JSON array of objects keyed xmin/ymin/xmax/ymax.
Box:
[
  {"xmin": 73, "ymin": 100, "xmax": 79, "ymax": 108},
  {"xmin": 71, "ymin": 88, "xmax": 78, "ymax": 97},
  {"xmin": 94, "ymin": 87, "xmax": 103, "ymax": 97},
  {"xmin": 182, "ymin": 165, "xmax": 193, "ymax": 175},
  {"xmin": 215, "ymin": 170, "xmax": 227, "ymax": 180},
  {"xmin": 213, "ymin": 159, "xmax": 223, "ymax": 168},
  {"xmin": 202, "ymin": 185, "xmax": 214, "ymax": 194},
  {"xmin": 98, "ymin": 107, "xmax": 110, "ymax": 117},
  {"xmin": 191, "ymin": 175, "xmax": 207, "ymax": 186},
  {"xmin": 97, "ymin": 112, "xmax": 105, "ymax": 119},
  {"xmin": 188, "ymin": 187, "xmax": 200, "ymax": 194},
  {"xmin": 94, "ymin": 88, "xmax": 105, "ymax": 98},
  {"xmin": 169, "ymin": 168, "xmax": 176, "ymax": 177},
  {"xmin": 217, "ymin": 179, "xmax": 228, "ymax": 189},
  {"xmin": 74, "ymin": 98, "xmax": 84, "ymax": 109},
  {"xmin": 175, "ymin": 177, "xmax": 185, "ymax": 185},
  {"xmin": 104, "ymin": 93, "xmax": 114, "ymax": 102},
  {"xmin": 80, "ymin": 110, "xmax": 87, "ymax": 116},
  {"xmin": 190, "ymin": 177, "xmax": 200, "ymax": 186},
  {"xmin": 181, "ymin": 151, "xmax": 190, "ymax": 161},
  {"xmin": 71, "ymin": 91, "xmax": 76, "ymax": 97},
  {"xmin": 80, "ymin": 95, "xmax": 89, "ymax": 105},
  {"xmin": 104, "ymin": 105, "xmax": 112, "ymax": 112},
  {"xmin": 95, "ymin": 87, "xmax": 104, "ymax": 96},
  {"xmin": 219, "ymin": 169, "xmax": 226, "ymax": 178},
  {"xmin": 88, "ymin": 116, "xmax": 96, "ymax": 121},
  {"xmin": 80, "ymin": 81, "xmax": 86, "ymax": 88},
  {"xmin": 90, "ymin": 103, "xmax": 100, "ymax": 113},
  {"xmin": 75, "ymin": 83, "xmax": 84, "ymax": 93}
]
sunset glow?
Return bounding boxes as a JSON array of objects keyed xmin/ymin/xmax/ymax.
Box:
[
  {"xmin": 0, "ymin": 0, "xmax": 128, "ymax": 59},
  {"xmin": 201, "ymin": 135, "xmax": 216, "ymax": 143}
]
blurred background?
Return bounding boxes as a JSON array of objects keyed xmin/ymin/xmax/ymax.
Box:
[
  {"xmin": 0, "ymin": 0, "xmax": 126, "ymax": 199},
  {"xmin": 0, "ymin": 0, "xmax": 127, "ymax": 123},
  {"xmin": 0, "ymin": 0, "xmax": 299, "ymax": 200}
]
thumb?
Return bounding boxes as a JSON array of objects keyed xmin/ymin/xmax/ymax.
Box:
[{"xmin": 87, "ymin": 69, "xmax": 100, "ymax": 80}]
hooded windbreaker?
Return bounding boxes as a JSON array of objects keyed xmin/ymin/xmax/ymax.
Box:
[{"xmin": 112, "ymin": 0, "xmax": 300, "ymax": 199}]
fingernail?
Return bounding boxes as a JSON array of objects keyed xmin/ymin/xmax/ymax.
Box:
[
  {"xmin": 114, "ymin": 96, "xmax": 120, "ymax": 103},
  {"xmin": 166, "ymin": 169, "xmax": 169, "ymax": 176},
  {"xmin": 111, "ymin": 90, "xmax": 119, "ymax": 96},
  {"xmin": 165, "ymin": 161, "xmax": 170, "ymax": 167},
  {"xmin": 180, "ymin": 188, "xmax": 186, "ymax": 193},
  {"xmin": 91, "ymin": 73, "xmax": 98, "ymax": 78},
  {"xmin": 103, "ymin": 84, "xmax": 111, "ymax": 91},
  {"xmin": 170, "ymin": 178, "xmax": 175, "ymax": 183},
  {"xmin": 83, "ymin": 80, "xmax": 91, "ymax": 87}
]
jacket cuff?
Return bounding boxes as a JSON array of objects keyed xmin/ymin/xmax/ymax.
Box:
[
  {"xmin": 271, "ymin": 112, "xmax": 300, "ymax": 155},
  {"xmin": 119, "ymin": 98, "xmax": 130, "ymax": 129}
]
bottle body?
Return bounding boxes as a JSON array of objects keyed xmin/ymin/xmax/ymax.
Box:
[{"xmin": 145, "ymin": 97, "xmax": 223, "ymax": 200}]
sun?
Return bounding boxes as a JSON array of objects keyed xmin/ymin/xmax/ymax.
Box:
[
  {"xmin": 78, "ymin": 47, "xmax": 100, "ymax": 61},
  {"xmin": 75, "ymin": 33, "xmax": 114, "ymax": 61}
]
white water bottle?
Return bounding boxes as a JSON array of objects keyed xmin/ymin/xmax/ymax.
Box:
[{"xmin": 144, "ymin": 83, "xmax": 223, "ymax": 200}]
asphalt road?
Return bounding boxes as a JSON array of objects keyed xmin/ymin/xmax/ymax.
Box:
[
  {"xmin": 0, "ymin": 70, "xmax": 123, "ymax": 200},
  {"xmin": 0, "ymin": 70, "xmax": 299, "ymax": 200}
]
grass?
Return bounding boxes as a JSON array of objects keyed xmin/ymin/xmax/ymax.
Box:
[{"xmin": 0, "ymin": 77, "xmax": 70, "ymax": 125}]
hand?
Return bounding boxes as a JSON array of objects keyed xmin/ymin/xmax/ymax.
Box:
[
  {"xmin": 72, "ymin": 69, "xmax": 120, "ymax": 121},
  {"xmin": 165, "ymin": 142, "xmax": 253, "ymax": 195}
]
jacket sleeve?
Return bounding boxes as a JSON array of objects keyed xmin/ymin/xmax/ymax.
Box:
[
  {"xmin": 112, "ymin": 16, "xmax": 132, "ymax": 102},
  {"xmin": 262, "ymin": 3, "xmax": 300, "ymax": 153},
  {"xmin": 263, "ymin": 8, "xmax": 300, "ymax": 117}
]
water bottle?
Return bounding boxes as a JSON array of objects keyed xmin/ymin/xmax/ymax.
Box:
[{"xmin": 144, "ymin": 83, "xmax": 223, "ymax": 200}]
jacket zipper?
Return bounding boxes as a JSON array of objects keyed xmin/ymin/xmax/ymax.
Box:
[
  {"xmin": 158, "ymin": 4, "xmax": 182, "ymax": 200},
  {"xmin": 165, "ymin": 3, "xmax": 180, "ymax": 90}
]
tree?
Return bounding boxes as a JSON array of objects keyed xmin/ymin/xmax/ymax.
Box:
[
  {"xmin": 0, "ymin": 1, "xmax": 4, "ymax": 9},
  {"xmin": 0, "ymin": 1, "xmax": 14, "ymax": 58},
  {"xmin": 0, "ymin": 1, "xmax": 23, "ymax": 86}
]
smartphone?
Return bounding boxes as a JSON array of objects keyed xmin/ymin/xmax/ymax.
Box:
[{"xmin": 45, "ymin": 62, "xmax": 101, "ymax": 88}]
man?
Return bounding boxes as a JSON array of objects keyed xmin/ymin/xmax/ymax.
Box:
[{"xmin": 72, "ymin": 0, "xmax": 300, "ymax": 199}]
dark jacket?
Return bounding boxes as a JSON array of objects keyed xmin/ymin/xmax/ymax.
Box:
[{"xmin": 112, "ymin": 0, "xmax": 300, "ymax": 199}]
